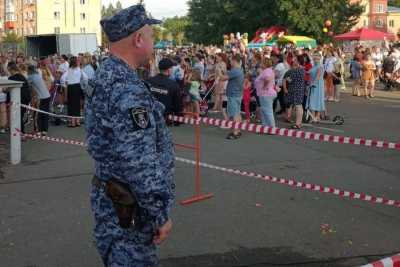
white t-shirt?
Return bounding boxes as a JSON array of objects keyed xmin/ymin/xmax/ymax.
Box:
[
  {"xmin": 60, "ymin": 68, "xmax": 88, "ymax": 87},
  {"xmin": 371, "ymin": 52, "xmax": 383, "ymax": 67},
  {"xmin": 324, "ymin": 57, "xmax": 337, "ymax": 73},
  {"xmin": 58, "ymin": 61, "xmax": 70, "ymax": 74},
  {"xmin": 274, "ymin": 62, "xmax": 288, "ymax": 87}
]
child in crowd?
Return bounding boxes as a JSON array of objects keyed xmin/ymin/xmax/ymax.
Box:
[
  {"xmin": 242, "ymin": 73, "xmax": 252, "ymax": 123},
  {"xmin": 188, "ymin": 69, "xmax": 202, "ymax": 115}
]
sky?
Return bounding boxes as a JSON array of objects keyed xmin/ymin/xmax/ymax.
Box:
[{"xmin": 101, "ymin": 0, "xmax": 189, "ymax": 19}]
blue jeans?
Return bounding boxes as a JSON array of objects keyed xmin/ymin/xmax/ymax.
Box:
[
  {"xmin": 259, "ymin": 96, "xmax": 276, "ymax": 127},
  {"xmin": 227, "ymin": 96, "xmax": 242, "ymax": 118}
]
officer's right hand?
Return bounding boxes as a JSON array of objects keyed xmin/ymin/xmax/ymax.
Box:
[{"xmin": 153, "ymin": 219, "xmax": 172, "ymax": 245}]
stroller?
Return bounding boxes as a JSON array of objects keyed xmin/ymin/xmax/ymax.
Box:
[
  {"xmin": 49, "ymin": 83, "xmax": 68, "ymax": 126},
  {"xmin": 199, "ymin": 80, "xmax": 217, "ymax": 116}
]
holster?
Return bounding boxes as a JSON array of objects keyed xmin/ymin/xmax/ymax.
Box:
[{"xmin": 93, "ymin": 176, "xmax": 139, "ymax": 229}]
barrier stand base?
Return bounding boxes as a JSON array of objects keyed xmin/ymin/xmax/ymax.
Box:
[{"xmin": 180, "ymin": 193, "xmax": 214, "ymax": 206}]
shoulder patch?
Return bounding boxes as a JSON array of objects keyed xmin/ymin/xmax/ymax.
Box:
[{"xmin": 130, "ymin": 108, "xmax": 151, "ymax": 130}]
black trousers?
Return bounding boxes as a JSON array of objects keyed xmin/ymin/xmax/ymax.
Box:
[
  {"xmin": 20, "ymin": 98, "xmax": 31, "ymax": 133},
  {"xmin": 37, "ymin": 97, "xmax": 50, "ymax": 132},
  {"xmin": 67, "ymin": 84, "xmax": 82, "ymax": 116},
  {"xmin": 20, "ymin": 107, "xmax": 26, "ymax": 133},
  {"xmin": 273, "ymin": 88, "xmax": 286, "ymax": 112}
]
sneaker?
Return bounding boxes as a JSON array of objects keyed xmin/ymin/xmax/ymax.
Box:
[
  {"xmin": 0, "ymin": 128, "xmax": 5, "ymax": 134},
  {"xmin": 41, "ymin": 131, "xmax": 48, "ymax": 136}
]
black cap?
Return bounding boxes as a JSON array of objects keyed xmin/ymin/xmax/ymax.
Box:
[{"xmin": 158, "ymin": 58, "xmax": 176, "ymax": 71}]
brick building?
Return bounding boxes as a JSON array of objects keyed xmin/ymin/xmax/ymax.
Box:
[{"xmin": 352, "ymin": 0, "xmax": 400, "ymax": 34}]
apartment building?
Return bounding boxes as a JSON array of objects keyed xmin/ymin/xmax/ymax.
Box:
[
  {"xmin": 352, "ymin": 0, "xmax": 400, "ymax": 35},
  {"xmin": 1, "ymin": 0, "xmax": 101, "ymax": 44}
]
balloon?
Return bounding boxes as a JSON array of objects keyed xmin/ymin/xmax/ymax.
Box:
[
  {"xmin": 323, "ymin": 27, "xmax": 328, "ymax": 33},
  {"xmin": 325, "ymin": 20, "xmax": 332, "ymax": 27}
]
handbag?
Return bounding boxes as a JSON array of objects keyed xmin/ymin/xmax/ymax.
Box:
[
  {"xmin": 80, "ymin": 70, "xmax": 88, "ymax": 92},
  {"xmin": 333, "ymin": 72, "xmax": 341, "ymax": 85}
]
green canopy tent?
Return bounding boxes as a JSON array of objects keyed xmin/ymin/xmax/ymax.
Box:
[
  {"xmin": 247, "ymin": 38, "xmax": 277, "ymax": 49},
  {"xmin": 278, "ymin": 36, "xmax": 317, "ymax": 48}
]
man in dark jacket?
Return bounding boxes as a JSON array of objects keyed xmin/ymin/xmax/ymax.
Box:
[
  {"xmin": 147, "ymin": 58, "xmax": 182, "ymax": 124},
  {"xmin": 382, "ymin": 51, "xmax": 396, "ymax": 91}
]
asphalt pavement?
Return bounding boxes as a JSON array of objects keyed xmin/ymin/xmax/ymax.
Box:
[{"xmin": 0, "ymin": 90, "xmax": 399, "ymax": 267}]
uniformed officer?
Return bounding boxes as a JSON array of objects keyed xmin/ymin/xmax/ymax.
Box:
[
  {"xmin": 147, "ymin": 58, "xmax": 182, "ymax": 121},
  {"xmin": 85, "ymin": 5, "xmax": 175, "ymax": 267}
]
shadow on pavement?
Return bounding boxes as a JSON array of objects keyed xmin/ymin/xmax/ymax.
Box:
[{"xmin": 161, "ymin": 246, "xmax": 365, "ymax": 267}]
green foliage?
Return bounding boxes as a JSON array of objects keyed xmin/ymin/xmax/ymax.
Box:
[
  {"xmin": 163, "ymin": 16, "xmax": 191, "ymax": 45},
  {"xmin": 186, "ymin": 0, "xmax": 364, "ymax": 44},
  {"xmin": 100, "ymin": 1, "xmax": 123, "ymax": 47},
  {"xmin": 389, "ymin": 0, "xmax": 400, "ymax": 7},
  {"xmin": 3, "ymin": 32, "xmax": 23, "ymax": 44},
  {"xmin": 279, "ymin": 0, "xmax": 364, "ymax": 43},
  {"xmin": 152, "ymin": 25, "xmax": 164, "ymax": 42}
]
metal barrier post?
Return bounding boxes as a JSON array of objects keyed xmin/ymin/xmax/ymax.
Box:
[
  {"xmin": 179, "ymin": 112, "xmax": 213, "ymax": 205},
  {"xmin": 0, "ymin": 80, "xmax": 23, "ymax": 165}
]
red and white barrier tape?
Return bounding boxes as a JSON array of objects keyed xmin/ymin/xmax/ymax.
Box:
[
  {"xmin": 14, "ymin": 103, "xmax": 400, "ymax": 151},
  {"xmin": 175, "ymin": 157, "xmax": 400, "ymax": 209},
  {"xmin": 15, "ymin": 130, "xmax": 400, "ymax": 209},
  {"xmin": 16, "ymin": 130, "xmax": 86, "ymax": 147},
  {"xmin": 169, "ymin": 115, "xmax": 400, "ymax": 151},
  {"xmin": 17, "ymin": 103, "xmax": 84, "ymax": 120},
  {"xmin": 361, "ymin": 253, "xmax": 400, "ymax": 267}
]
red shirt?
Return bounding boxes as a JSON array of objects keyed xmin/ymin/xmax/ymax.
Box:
[
  {"xmin": 304, "ymin": 62, "xmax": 312, "ymax": 83},
  {"xmin": 243, "ymin": 84, "xmax": 251, "ymax": 102}
]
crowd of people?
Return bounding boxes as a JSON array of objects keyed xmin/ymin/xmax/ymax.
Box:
[
  {"xmin": 0, "ymin": 52, "xmax": 98, "ymax": 136},
  {"xmin": 0, "ymin": 38, "xmax": 399, "ymax": 140},
  {"xmin": 143, "ymin": 39, "xmax": 399, "ymax": 139}
]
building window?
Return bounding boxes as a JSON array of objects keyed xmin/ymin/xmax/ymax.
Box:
[
  {"xmin": 54, "ymin": 11, "xmax": 60, "ymax": 20},
  {"xmin": 80, "ymin": 13, "xmax": 86, "ymax": 20},
  {"xmin": 80, "ymin": 0, "xmax": 86, "ymax": 4},
  {"xmin": 389, "ymin": 20, "xmax": 395, "ymax": 27},
  {"xmin": 376, "ymin": 4, "xmax": 385, "ymax": 13},
  {"xmin": 363, "ymin": 19, "xmax": 367, "ymax": 27},
  {"xmin": 376, "ymin": 18, "xmax": 384, "ymax": 28},
  {"xmin": 54, "ymin": 27, "xmax": 60, "ymax": 34},
  {"xmin": 80, "ymin": 27, "xmax": 86, "ymax": 33}
]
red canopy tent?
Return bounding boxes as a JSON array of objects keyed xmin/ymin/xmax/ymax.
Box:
[{"xmin": 334, "ymin": 28, "xmax": 395, "ymax": 41}]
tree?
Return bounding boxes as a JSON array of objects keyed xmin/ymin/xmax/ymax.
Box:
[
  {"xmin": 101, "ymin": 2, "xmax": 124, "ymax": 48},
  {"xmin": 163, "ymin": 16, "xmax": 191, "ymax": 45},
  {"xmin": 279, "ymin": 0, "xmax": 364, "ymax": 42},
  {"xmin": 3, "ymin": 32, "xmax": 23, "ymax": 44},
  {"xmin": 186, "ymin": 0, "xmax": 281, "ymax": 44},
  {"xmin": 389, "ymin": 0, "xmax": 400, "ymax": 7},
  {"xmin": 152, "ymin": 25, "xmax": 164, "ymax": 42},
  {"xmin": 186, "ymin": 0, "xmax": 364, "ymax": 44},
  {"xmin": 115, "ymin": 1, "xmax": 123, "ymax": 12}
]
